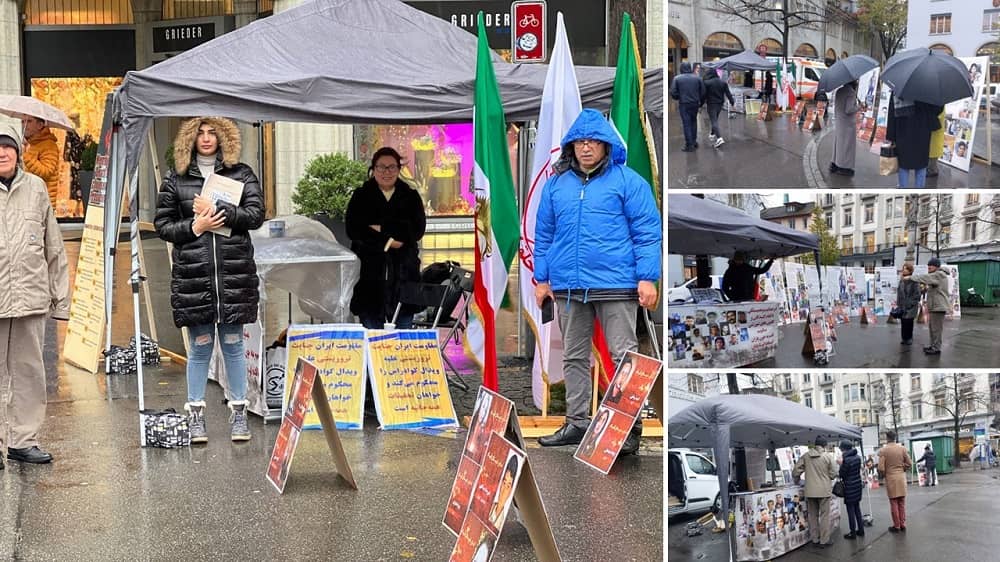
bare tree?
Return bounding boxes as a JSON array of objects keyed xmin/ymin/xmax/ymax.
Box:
[
  {"xmin": 712, "ymin": 0, "xmax": 827, "ymax": 64},
  {"xmin": 917, "ymin": 374, "xmax": 992, "ymax": 467}
]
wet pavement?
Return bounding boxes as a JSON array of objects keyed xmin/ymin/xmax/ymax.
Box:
[
  {"xmin": 0, "ymin": 240, "xmax": 663, "ymax": 560},
  {"xmin": 666, "ymin": 101, "xmax": 1000, "ymax": 188},
  {"xmin": 668, "ymin": 466, "xmax": 1000, "ymax": 561},
  {"xmin": 759, "ymin": 307, "xmax": 1000, "ymax": 369}
]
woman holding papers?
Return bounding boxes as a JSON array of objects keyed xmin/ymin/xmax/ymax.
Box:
[
  {"xmin": 154, "ymin": 116, "xmax": 264, "ymax": 444},
  {"xmin": 345, "ymin": 146, "xmax": 426, "ymax": 329}
]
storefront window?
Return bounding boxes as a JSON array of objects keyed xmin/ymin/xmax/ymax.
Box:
[
  {"xmin": 977, "ymin": 42, "xmax": 1000, "ymax": 85},
  {"xmin": 703, "ymin": 32, "xmax": 744, "ymax": 62},
  {"xmin": 794, "ymin": 43, "xmax": 818, "ymax": 59},
  {"xmin": 162, "ymin": 0, "xmax": 234, "ymax": 20},
  {"xmin": 29, "ymin": 76, "xmax": 122, "ymax": 220},
  {"xmin": 24, "ymin": 0, "xmax": 133, "ymax": 25},
  {"xmin": 760, "ymin": 38, "xmax": 783, "ymax": 57}
]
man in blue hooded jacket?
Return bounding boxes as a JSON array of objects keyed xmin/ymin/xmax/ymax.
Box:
[{"xmin": 533, "ymin": 109, "xmax": 661, "ymax": 455}]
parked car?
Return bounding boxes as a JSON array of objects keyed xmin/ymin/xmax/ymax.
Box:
[
  {"xmin": 668, "ymin": 448, "xmax": 721, "ymax": 517},
  {"xmin": 667, "ymin": 275, "xmax": 724, "ymax": 304}
]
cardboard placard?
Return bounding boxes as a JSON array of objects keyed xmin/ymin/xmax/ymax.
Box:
[
  {"xmin": 445, "ymin": 388, "xmax": 561, "ymax": 561},
  {"xmin": 64, "ymin": 100, "xmax": 115, "ymax": 373},
  {"xmin": 285, "ymin": 325, "xmax": 367, "ymax": 430},
  {"xmin": 445, "ymin": 389, "xmax": 514, "ymax": 535},
  {"xmin": 266, "ymin": 357, "xmax": 356, "ymax": 494},
  {"xmin": 367, "ymin": 329, "xmax": 459, "ymax": 430},
  {"xmin": 574, "ymin": 351, "xmax": 663, "ymax": 474}
]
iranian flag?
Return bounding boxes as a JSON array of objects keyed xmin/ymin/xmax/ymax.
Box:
[
  {"xmin": 520, "ymin": 13, "xmax": 580, "ymax": 410},
  {"xmin": 465, "ymin": 12, "xmax": 519, "ymax": 392},
  {"xmin": 610, "ymin": 12, "xmax": 659, "ymax": 199}
]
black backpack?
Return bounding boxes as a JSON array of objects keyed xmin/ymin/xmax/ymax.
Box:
[{"xmin": 419, "ymin": 261, "xmax": 472, "ymax": 322}]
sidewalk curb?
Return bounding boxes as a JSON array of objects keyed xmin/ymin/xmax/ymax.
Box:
[{"xmin": 804, "ymin": 127, "xmax": 832, "ymax": 189}]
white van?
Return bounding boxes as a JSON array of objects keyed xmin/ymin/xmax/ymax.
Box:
[
  {"xmin": 668, "ymin": 448, "xmax": 722, "ymax": 517},
  {"xmin": 667, "ymin": 275, "xmax": 724, "ymax": 304}
]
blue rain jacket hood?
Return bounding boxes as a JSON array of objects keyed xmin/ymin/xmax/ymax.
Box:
[
  {"xmin": 533, "ymin": 109, "xmax": 662, "ymax": 293},
  {"xmin": 559, "ymin": 108, "xmax": 628, "ymax": 166}
]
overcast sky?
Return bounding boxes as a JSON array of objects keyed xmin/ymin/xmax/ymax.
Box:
[{"xmin": 761, "ymin": 193, "xmax": 811, "ymax": 208}]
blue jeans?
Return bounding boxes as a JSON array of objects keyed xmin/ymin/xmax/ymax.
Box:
[
  {"xmin": 679, "ymin": 103, "xmax": 699, "ymax": 148},
  {"xmin": 845, "ymin": 500, "xmax": 863, "ymax": 532},
  {"xmin": 186, "ymin": 323, "xmax": 246, "ymax": 403},
  {"xmin": 898, "ymin": 168, "xmax": 927, "ymax": 187}
]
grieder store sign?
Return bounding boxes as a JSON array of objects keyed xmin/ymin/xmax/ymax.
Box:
[
  {"xmin": 151, "ymin": 16, "xmax": 235, "ymax": 56},
  {"xmin": 405, "ymin": 0, "xmax": 605, "ymax": 51}
]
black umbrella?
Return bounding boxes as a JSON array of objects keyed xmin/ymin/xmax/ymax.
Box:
[
  {"xmin": 881, "ymin": 48, "xmax": 974, "ymax": 106},
  {"xmin": 816, "ymin": 55, "xmax": 879, "ymax": 94}
]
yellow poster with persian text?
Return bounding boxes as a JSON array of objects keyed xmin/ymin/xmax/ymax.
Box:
[
  {"xmin": 366, "ymin": 329, "xmax": 459, "ymax": 430},
  {"xmin": 284, "ymin": 325, "xmax": 366, "ymax": 430}
]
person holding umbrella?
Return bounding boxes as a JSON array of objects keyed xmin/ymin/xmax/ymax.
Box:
[
  {"xmin": 927, "ymin": 108, "xmax": 946, "ymax": 178},
  {"xmin": 886, "ymin": 95, "xmax": 942, "ymax": 187},
  {"xmin": 817, "ymin": 56, "xmax": 878, "ymax": 178}
]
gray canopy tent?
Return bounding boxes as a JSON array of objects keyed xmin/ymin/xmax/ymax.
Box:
[
  {"xmin": 704, "ymin": 49, "xmax": 775, "ymax": 72},
  {"xmin": 668, "ymin": 195, "xmax": 818, "ymax": 260},
  {"xmin": 106, "ymin": 0, "xmax": 663, "ymax": 410},
  {"xmin": 668, "ymin": 394, "xmax": 862, "ymax": 530}
]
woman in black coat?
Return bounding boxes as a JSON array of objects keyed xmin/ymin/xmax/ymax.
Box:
[
  {"xmin": 886, "ymin": 95, "xmax": 943, "ymax": 187},
  {"xmin": 345, "ymin": 147, "xmax": 426, "ymax": 329},
  {"xmin": 839, "ymin": 440, "xmax": 866, "ymax": 539},
  {"xmin": 154, "ymin": 116, "xmax": 264, "ymax": 443},
  {"xmin": 897, "ymin": 263, "xmax": 921, "ymax": 345}
]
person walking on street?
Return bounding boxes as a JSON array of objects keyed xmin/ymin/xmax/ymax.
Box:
[
  {"xmin": 0, "ymin": 123, "xmax": 70, "ymax": 467},
  {"xmin": 792, "ymin": 436, "xmax": 838, "ymax": 547},
  {"xmin": 916, "ymin": 445, "xmax": 937, "ymax": 486},
  {"xmin": 703, "ymin": 67, "xmax": 734, "ymax": 148},
  {"xmin": 878, "ymin": 431, "xmax": 912, "ymax": 532},
  {"xmin": 886, "ymin": 94, "xmax": 943, "ymax": 188},
  {"xmin": 533, "ymin": 109, "xmax": 661, "ymax": 456},
  {"xmin": 839, "ymin": 440, "xmax": 866, "ymax": 539},
  {"xmin": 902, "ymin": 258, "xmax": 950, "ymax": 355},
  {"xmin": 830, "ymin": 80, "xmax": 860, "ymax": 177},
  {"xmin": 670, "ymin": 62, "xmax": 706, "ymax": 152},
  {"xmin": 896, "ymin": 263, "xmax": 921, "ymax": 346},
  {"xmin": 926, "ymin": 108, "xmax": 945, "ymax": 178}
]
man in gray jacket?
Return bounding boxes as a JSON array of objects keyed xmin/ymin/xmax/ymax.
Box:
[
  {"xmin": 0, "ymin": 122, "xmax": 70, "ymax": 467},
  {"xmin": 904, "ymin": 257, "xmax": 951, "ymax": 355},
  {"xmin": 792, "ymin": 436, "xmax": 838, "ymax": 548}
]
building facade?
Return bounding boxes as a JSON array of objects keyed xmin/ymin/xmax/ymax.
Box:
[
  {"xmin": 761, "ymin": 200, "xmax": 815, "ymax": 233},
  {"xmin": 814, "ymin": 193, "xmax": 1000, "ymax": 270},
  {"xmin": 906, "ymin": 0, "xmax": 1000, "ymax": 85},
  {"xmin": 667, "ymin": 0, "xmax": 873, "ymax": 78}
]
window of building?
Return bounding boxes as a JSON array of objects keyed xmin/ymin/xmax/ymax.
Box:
[
  {"xmin": 760, "ymin": 38, "xmax": 784, "ymax": 57},
  {"xmin": 984, "ymin": 9, "xmax": 1000, "ymax": 33},
  {"xmin": 919, "ymin": 226, "xmax": 929, "ymax": 247},
  {"xmin": 842, "ymin": 235, "xmax": 853, "ymax": 253},
  {"xmin": 844, "ymin": 208, "xmax": 853, "ymax": 227},
  {"xmin": 784, "ymin": 374, "xmax": 793, "ymax": 391},
  {"xmin": 162, "ymin": 0, "xmax": 234, "ymax": 20},
  {"xmin": 864, "ymin": 202, "xmax": 874, "ymax": 223},
  {"xmin": 911, "ymin": 374, "xmax": 921, "ymax": 391},
  {"xmin": 24, "ymin": 0, "xmax": 134, "ymax": 24},
  {"xmin": 703, "ymin": 32, "xmax": 744, "ymax": 61},
  {"xmin": 930, "ymin": 13, "xmax": 952, "ymax": 35},
  {"xmin": 929, "ymin": 43, "xmax": 954, "ymax": 56},
  {"xmin": 825, "ymin": 212, "xmax": 833, "ymax": 227},
  {"xmin": 940, "ymin": 222, "xmax": 951, "ymax": 246},
  {"xmin": 978, "ymin": 42, "xmax": 1000, "ymax": 84},
  {"xmin": 967, "ymin": 194, "xmax": 980, "ymax": 206},
  {"xmin": 912, "ymin": 403, "xmax": 922, "ymax": 420},
  {"xmin": 687, "ymin": 374, "xmax": 704, "ymax": 395},
  {"xmin": 863, "ymin": 232, "xmax": 875, "ymax": 253},
  {"xmin": 843, "ymin": 383, "xmax": 866, "ymax": 403},
  {"xmin": 993, "ymin": 211, "xmax": 1000, "ymax": 239},
  {"xmin": 965, "ymin": 217, "xmax": 978, "ymax": 242},
  {"xmin": 805, "ymin": 395, "xmax": 813, "ymax": 408},
  {"xmin": 824, "ymin": 389, "xmax": 833, "ymax": 407},
  {"xmin": 795, "ymin": 43, "xmax": 818, "ymax": 58},
  {"xmin": 824, "ymin": 194, "xmax": 834, "ymax": 206},
  {"xmin": 788, "ymin": 219, "xmax": 796, "ymax": 229},
  {"xmin": 935, "ymin": 397, "xmax": 946, "ymax": 418},
  {"xmin": 803, "ymin": 374, "xmax": 811, "ymax": 384},
  {"xmin": 885, "ymin": 228, "xmax": 892, "ymax": 245}
]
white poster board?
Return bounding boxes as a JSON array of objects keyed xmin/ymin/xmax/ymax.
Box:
[
  {"xmin": 783, "ymin": 262, "xmax": 809, "ymax": 323},
  {"xmin": 939, "ymin": 56, "xmax": 989, "ymax": 172},
  {"xmin": 847, "ymin": 267, "xmax": 867, "ymax": 316},
  {"xmin": 875, "ymin": 267, "xmax": 899, "ymax": 316},
  {"xmin": 668, "ymin": 302, "xmax": 781, "ymax": 368}
]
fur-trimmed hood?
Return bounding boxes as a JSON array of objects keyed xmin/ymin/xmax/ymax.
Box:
[{"xmin": 173, "ymin": 116, "xmax": 242, "ymax": 174}]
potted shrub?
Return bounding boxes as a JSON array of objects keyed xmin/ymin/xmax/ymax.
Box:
[{"xmin": 291, "ymin": 152, "xmax": 368, "ymax": 244}]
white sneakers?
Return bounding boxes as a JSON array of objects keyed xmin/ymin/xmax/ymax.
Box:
[{"xmin": 714, "ymin": 137, "xmax": 726, "ymax": 148}]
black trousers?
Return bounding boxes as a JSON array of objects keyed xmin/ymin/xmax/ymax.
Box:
[
  {"xmin": 845, "ymin": 500, "xmax": 863, "ymax": 532},
  {"xmin": 900, "ymin": 317, "xmax": 914, "ymax": 342}
]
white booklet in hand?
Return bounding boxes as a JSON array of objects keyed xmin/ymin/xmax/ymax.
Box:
[{"xmin": 200, "ymin": 174, "xmax": 244, "ymax": 237}]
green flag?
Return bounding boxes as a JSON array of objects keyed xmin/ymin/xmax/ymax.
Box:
[
  {"xmin": 466, "ymin": 11, "xmax": 519, "ymax": 391},
  {"xmin": 610, "ymin": 12, "xmax": 659, "ymax": 202}
]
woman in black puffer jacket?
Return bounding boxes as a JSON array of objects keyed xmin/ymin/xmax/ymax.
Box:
[
  {"xmin": 154, "ymin": 116, "xmax": 264, "ymax": 444},
  {"xmin": 839, "ymin": 439, "xmax": 866, "ymax": 539}
]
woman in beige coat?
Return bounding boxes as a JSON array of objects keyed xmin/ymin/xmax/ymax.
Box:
[{"xmin": 877, "ymin": 430, "xmax": 912, "ymax": 532}]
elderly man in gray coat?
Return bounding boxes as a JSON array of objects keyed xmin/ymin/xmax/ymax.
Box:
[
  {"xmin": 903, "ymin": 257, "xmax": 951, "ymax": 355},
  {"xmin": 793, "ymin": 435, "xmax": 839, "ymax": 548}
]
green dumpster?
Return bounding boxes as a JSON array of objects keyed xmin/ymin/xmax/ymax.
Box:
[
  {"xmin": 951, "ymin": 254, "xmax": 1000, "ymax": 306},
  {"xmin": 910, "ymin": 434, "xmax": 954, "ymax": 475}
]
